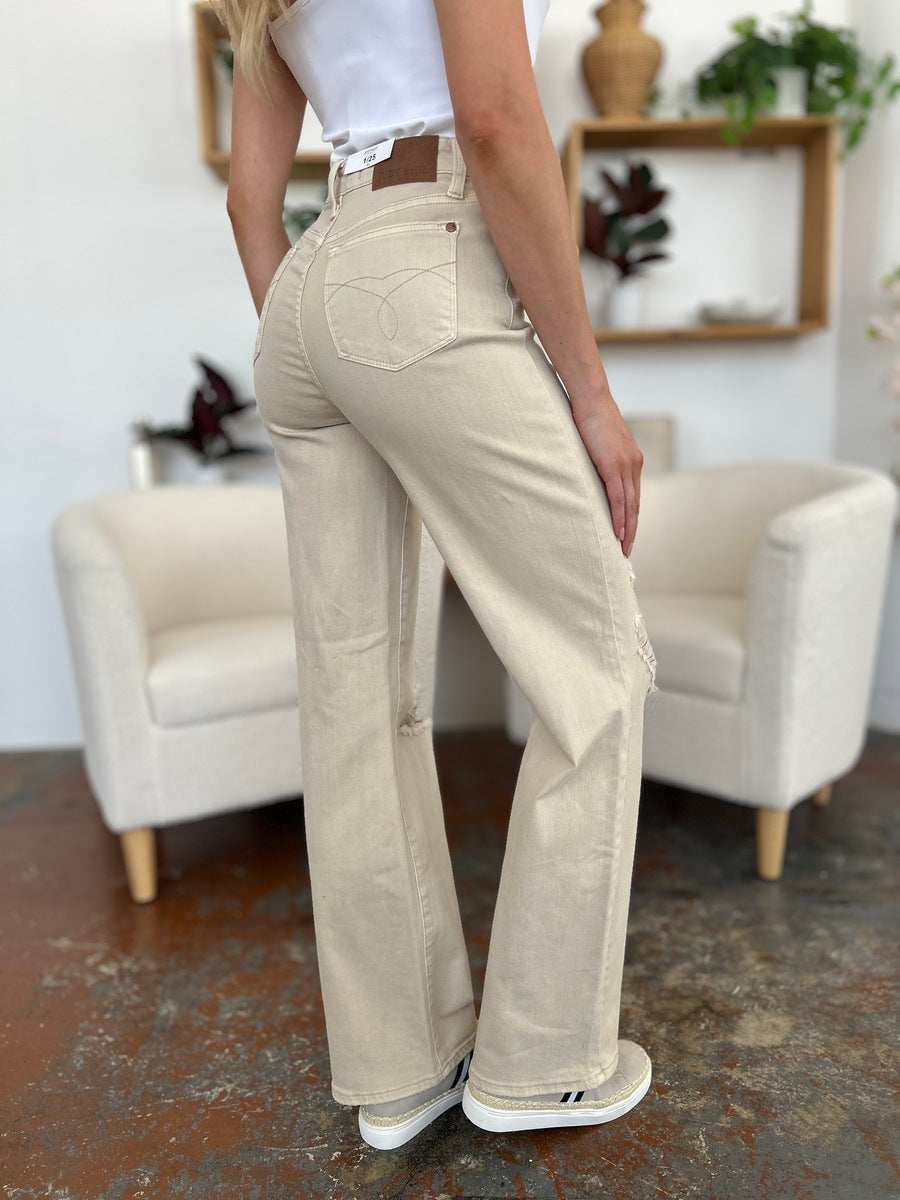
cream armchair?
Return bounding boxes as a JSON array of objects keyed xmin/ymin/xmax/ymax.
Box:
[
  {"xmin": 630, "ymin": 461, "xmax": 896, "ymax": 879},
  {"xmin": 52, "ymin": 486, "xmax": 446, "ymax": 903}
]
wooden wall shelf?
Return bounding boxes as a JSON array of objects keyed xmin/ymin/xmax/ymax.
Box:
[
  {"xmin": 193, "ymin": 2, "xmax": 330, "ymax": 183},
  {"xmin": 562, "ymin": 117, "xmax": 838, "ymax": 343},
  {"xmin": 193, "ymin": 10, "xmax": 836, "ymax": 342}
]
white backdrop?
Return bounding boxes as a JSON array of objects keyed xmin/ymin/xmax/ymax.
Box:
[{"xmin": 1, "ymin": 0, "xmax": 896, "ymax": 746}]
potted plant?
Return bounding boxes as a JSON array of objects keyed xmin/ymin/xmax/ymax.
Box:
[
  {"xmin": 131, "ymin": 358, "xmax": 269, "ymax": 487},
  {"xmin": 283, "ymin": 200, "xmax": 324, "ymax": 242},
  {"xmin": 695, "ymin": 17, "xmax": 795, "ymax": 135},
  {"xmin": 582, "ymin": 161, "xmax": 672, "ymax": 327},
  {"xmin": 694, "ymin": 4, "xmax": 900, "ymax": 151},
  {"xmin": 786, "ymin": 6, "xmax": 899, "ymax": 150}
]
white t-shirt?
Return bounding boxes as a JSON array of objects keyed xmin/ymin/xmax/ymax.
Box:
[{"xmin": 269, "ymin": 0, "xmax": 551, "ymax": 160}]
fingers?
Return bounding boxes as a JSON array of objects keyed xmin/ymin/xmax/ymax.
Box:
[
  {"xmin": 627, "ymin": 455, "xmax": 642, "ymax": 557},
  {"xmin": 622, "ymin": 470, "xmax": 638, "ymax": 557},
  {"xmin": 606, "ymin": 476, "xmax": 626, "ymax": 550},
  {"xmin": 634, "ymin": 457, "xmax": 641, "ymax": 518}
]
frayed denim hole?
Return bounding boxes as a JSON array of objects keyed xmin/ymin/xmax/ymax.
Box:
[{"xmin": 626, "ymin": 560, "xmax": 658, "ymax": 695}]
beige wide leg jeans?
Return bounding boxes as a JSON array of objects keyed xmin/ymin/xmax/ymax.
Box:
[{"xmin": 253, "ymin": 138, "xmax": 656, "ymax": 1106}]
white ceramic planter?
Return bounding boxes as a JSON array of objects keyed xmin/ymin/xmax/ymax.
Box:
[
  {"xmin": 771, "ymin": 67, "xmax": 808, "ymax": 117},
  {"xmin": 128, "ymin": 439, "xmax": 157, "ymax": 490},
  {"xmin": 606, "ymin": 276, "xmax": 646, "ymax": 327},
  {"xmin": 580, "ymin": 255, "xmax": 617, "ymax": 328}
]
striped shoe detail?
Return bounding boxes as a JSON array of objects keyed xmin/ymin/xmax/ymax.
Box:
[
  {"xmin": 451, "ymin": 1051, "xmax": 473, "ymax": 1089},
  {"xmin": 560, "ymin": 1090, "xmax": 585, "ymax": 1104}
]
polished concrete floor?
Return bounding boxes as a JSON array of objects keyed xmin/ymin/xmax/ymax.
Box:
[{"xmin": 1, "ymin": 729, "xmax": 898, "ymax": 1200}]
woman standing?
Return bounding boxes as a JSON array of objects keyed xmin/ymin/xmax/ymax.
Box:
[{"xmin": 217, "ymin": 0, "xmax": 655, "ymax": 1151}]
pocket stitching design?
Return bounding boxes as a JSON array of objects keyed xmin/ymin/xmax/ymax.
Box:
[
  {"xmin": 324, "ymin": 222, "xmax": 458, "ymax": 371},
  {"xmin": 327, "ymin": 261, "xmax": 455, "ymax": 343}
]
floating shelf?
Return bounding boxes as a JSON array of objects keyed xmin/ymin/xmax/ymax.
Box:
[
  {"xmin": 192, "ymin": 12, "xmax": 838, "ymax": 341},
  {"xmin": 562, "ymin": 117, "xmax": 838, "ymax": 342},
  {"xmin": 193, "ymin": 2, "xmax": 330, "ymax": 183},
  {"xmin": 594, "ymin": 319, "xmax": 826, "ymax": 343}
]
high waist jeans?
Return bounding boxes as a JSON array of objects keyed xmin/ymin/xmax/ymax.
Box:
[{"xmin": 253, "ymin": 137, "xmax": 656, "ymax": 1106}]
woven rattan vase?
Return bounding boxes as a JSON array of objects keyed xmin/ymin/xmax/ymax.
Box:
[{"xmin": 582, "ymin": 0, "xmax": 662, "ymax": 118}]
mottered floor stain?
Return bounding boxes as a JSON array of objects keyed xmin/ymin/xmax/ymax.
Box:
[{"xmin": 1, "ymin": 731, "xmax": 897, "ymax": 1200}]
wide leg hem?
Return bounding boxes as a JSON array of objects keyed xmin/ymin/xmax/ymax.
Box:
[
  {"xmin": 468, "ymin": 1047, "xmax": 619, "ymax": 1101},
  {"xmin": 331, "ymin": 1032, "xmax": 478, "ymax": 1107}
]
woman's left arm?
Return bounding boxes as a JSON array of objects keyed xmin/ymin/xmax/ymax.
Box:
[{"xmin": 227, "ymin": 39, "xmax": 307, "ymax": 315}]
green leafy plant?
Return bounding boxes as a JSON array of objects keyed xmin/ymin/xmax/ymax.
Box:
[
  {"xmin": 696, "ymin": 16, "xmax": 793, "ymax": 138},
  {"xmin": 786, "ymin": 6, "xmax": 899, "ymax": 150},
  {"xmin": 217, "ymin": 43, "xmax": 234, "ymax": 78},
  {"xmin": 694, "ymin": 5, "xmax": 900, "ymax": 151},
  {"xmin": 582, "ymin": 161, "xmax": 672, "ymax": 281},
  {"xmin": 283, "ymin": 202, "xmax": 323, "ymax": 242}
]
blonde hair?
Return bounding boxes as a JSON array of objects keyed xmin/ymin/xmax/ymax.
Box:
[{"xmin": 210, "ymin": 0, "xmax": 290, "ymax": 96}]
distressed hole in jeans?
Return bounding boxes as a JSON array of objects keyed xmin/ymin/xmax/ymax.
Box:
[
  {"xmin": 627, "ymin": 560, "xmax": 658, "ymax": 694},
  {"xmin": 399, "ymin": 707, "xmax": 431, "ymax": 736}
]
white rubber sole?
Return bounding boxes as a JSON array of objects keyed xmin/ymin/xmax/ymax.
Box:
[
  {"xmin": 358, "ymin": 1081, "xmax": 467, "ymax": 1151},
  {"xmin": 461, "ymin": 1060, "xmax": 651, "ymax": 1133}
]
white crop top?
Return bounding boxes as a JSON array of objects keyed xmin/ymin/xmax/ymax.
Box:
[{"xmin": 269, "ymin": 0, "xmax": 551, "ymax": 161}]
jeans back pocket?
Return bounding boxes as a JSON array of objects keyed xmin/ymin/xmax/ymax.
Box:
[{"xmin": 324, "ymin": 221, "xmax": 458, "ymax": 371}]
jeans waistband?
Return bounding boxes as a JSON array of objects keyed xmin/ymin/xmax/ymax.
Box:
[{"xmin": 328, "ymin": 136, "xmax": 468, "ymax": 202}]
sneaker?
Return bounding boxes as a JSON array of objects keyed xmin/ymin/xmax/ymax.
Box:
[
  {"xmin": 358, "ymin": 1051, "xmax": 472, "ymax": 1150},
  {"xmin": 461, "ymin": 1040, "xmax": 651, "ymax": 1133}
]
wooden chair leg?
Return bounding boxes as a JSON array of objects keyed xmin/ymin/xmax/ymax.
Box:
[
  {"xmin": 811, "ymin": 783, "xmax": 832, "ymax": 808},
  {"xmin": 755, "ymin": 808, "xmax": 790, "ymax": 881},
  {"xmin": 120, "ymin": 828, "xmax": 157, "ymax": 903}
]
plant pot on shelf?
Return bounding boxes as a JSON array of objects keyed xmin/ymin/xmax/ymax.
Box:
[
  {"xmin": 770, "ymin": 66, "xmax": 808, "ymax": 116},
  {"xmin": 581, "ymin": 255, "xmax": 618, "ymax": 328},
  {"xmin": 606, "ymin": 276, "xmax": 646, "ymax": 328},
  {"xmin": 582, "ymin": 0, "xmax": 663, "ymax": 118},
  {"xmin": 128, "ymin": 437, "xmax": 157, "ymax": 490}
]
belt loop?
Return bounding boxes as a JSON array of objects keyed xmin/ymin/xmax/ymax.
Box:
[
  {"xmin": 328, "ymin": 158, "xmax": 345, "ymax": 214},
  {"xmin": 447, "ymin": 138, "xmax": 467, "ymax": 200}
]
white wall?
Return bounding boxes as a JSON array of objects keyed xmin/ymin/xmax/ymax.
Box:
[{"xmin": 1, "ymin": 0, "xmax": 895, "ymax": 747}]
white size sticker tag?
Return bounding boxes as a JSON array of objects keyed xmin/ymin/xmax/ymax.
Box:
[{"xmin": 343, "ymin": 138, "xmax": 396, "ymax": 176}]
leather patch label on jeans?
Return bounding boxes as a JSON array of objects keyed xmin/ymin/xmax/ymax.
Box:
[{"xmin": 372, "ymin": 136, "xmax": 439, "ymax": 190}]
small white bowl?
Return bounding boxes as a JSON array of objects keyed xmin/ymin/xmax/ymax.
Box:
[{"xmin": 699, "ymin": 297, "xmax": 783, "ymax": 324}]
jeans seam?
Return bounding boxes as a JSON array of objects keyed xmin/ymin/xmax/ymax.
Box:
[
  {"xmin": 394, "ymin": 492, "xmax": 443, "ymax": 1071},
  {"xmin": 504, "ymin": 274, "xmax": 516, "ymax": 331},
  {"xmin": 293, "ymin": 230, "xmax": 331, "ymax": 398},
  {"xmin": 591, "ymin": 705, "xmax": 634, "ymax": 1071},
  {"xmin": 395, "ymin": 493, "xmax": 411, "ymax": 731},
  {"xmin": 253, "ymin": 241, "xmax": 303, "ymax": 363}
]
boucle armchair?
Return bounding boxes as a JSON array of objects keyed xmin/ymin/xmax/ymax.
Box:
[
  {"xmin": 51, "ymin": 486, "xmax": 446, "ymax": 903},
  {"xmin": 630, "ymin": 461, "xmax": 896, "ymax": 879}
]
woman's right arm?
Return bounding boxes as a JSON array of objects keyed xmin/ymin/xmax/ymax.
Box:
[
  {"xmin": 433, "ymin": 0, "xmax": 643, "ymax": 556},
  {"xmin": 227, "ymin": 42, "xmax": 308, "ymax": 315}
]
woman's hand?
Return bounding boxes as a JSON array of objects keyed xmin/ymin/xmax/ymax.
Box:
[{"xmin": 570, "ymin": 391, "xmax": 643, "ymax": 558}]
